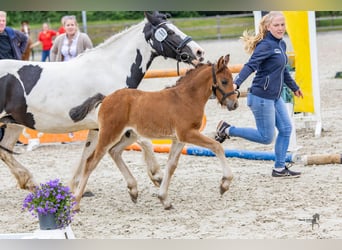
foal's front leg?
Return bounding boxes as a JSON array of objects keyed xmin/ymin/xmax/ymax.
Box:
[
  {"xmin": 181, "ymin": 130, "xmax": 233, "ymax": 195},
  {"xmin": 158, "ymin": 140, "xmax": 185, "ymax": 210},
  {"xmin": 136, "ymin": 137, "xmax": 163, "ymax": 187}
]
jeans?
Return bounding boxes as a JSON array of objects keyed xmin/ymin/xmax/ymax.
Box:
[
  {"xmin": 41, "ymin": 50, "xmax": 50, "ymax": 62},
  {"xmin": 229, "ymin": 93, "xmax": 292, "ymax": 168}
]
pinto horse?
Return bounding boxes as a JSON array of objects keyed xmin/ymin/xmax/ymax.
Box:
[
  {"xmin": 73, "ymin": 54, "xmax": 239, "ymax": 210},
  {"xmin": 0, "ymin": 11, "xmax": 204, "ymax": 192}
]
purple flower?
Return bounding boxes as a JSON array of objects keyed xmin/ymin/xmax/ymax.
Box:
[{"xmin": 22, "ymin": 179, "xmax": 76, "ymax": 229}]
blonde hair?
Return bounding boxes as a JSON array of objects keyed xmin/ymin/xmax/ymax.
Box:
[
  {"xmin": 0, "ymin": 11, "xmax": 7, "ymax": 18},
  {"xmin": 63, "ymin": 15, "xmax": 78, "ymax": 26},
  {"xmin": 241, "ymin": 11, "xmax": 284, "ymax": 54}
]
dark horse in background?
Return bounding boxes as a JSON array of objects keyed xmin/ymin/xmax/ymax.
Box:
[{"xmin": 0, "ymin": 12, "xmax": 204, "ymax": 195}]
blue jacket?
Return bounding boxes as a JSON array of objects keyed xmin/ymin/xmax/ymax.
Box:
[
  {"xmin": 234, "ymin": 32, "xmax": 299, "ymax": 100},
  {"xmin": 4, "ymin": 27, "xmax": 28, "ymax": 60}
]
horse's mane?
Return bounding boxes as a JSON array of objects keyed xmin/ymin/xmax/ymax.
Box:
[
  {"xmin": 166, "ymin": 62, "xmax": 212, "ymax": 89},
  {"xmin": 76, "ymin": 20, "xmax": 144, "ymax": 59}
]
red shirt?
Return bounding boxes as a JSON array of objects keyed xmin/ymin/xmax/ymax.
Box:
[
  {"xmin": 38, "ymin": 30, "xmax": 57, "ymax": 51},
  {"xmin": 58, "ymin": 26, "xmax": 65, "ymax": 35}
]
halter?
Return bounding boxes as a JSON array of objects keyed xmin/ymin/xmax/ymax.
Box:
[
  {"xmin": 211, "ymin": 64, "xmax": 240, "ymax": 105},
  {"xmin": 151, "ymin": 22, "xmax": 193, "ymax": 74}
]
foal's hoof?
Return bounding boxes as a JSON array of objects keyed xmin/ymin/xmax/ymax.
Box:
[
  {"xmin": 23, "ymin": 178, "xmax": 38, "ymax": 192},
  {"xmin": 220, "ymin": 185, "xmax": 229, "ymax": 195},
  {"xmin": 150, "ymin": 171, "xmax": 163, "ymax": 187},
  {"xmin": 220, "ymin": 176, "xmax": 233, "ymax": 195},
  {"xmin": 164, "ymin": 203, "xmax": 174, "ymax": 210},
  {"xmin": 129, "ymin": 191, "xmax": 138, "ymax": 203},
  {"xmin": 158, "ymin": 194, "xmax": 173, "ymax": 210},
  {"xmin": 73, "ymin": 203, "xmax": 81, "ymax": 212},
  {"xmin": 152, "ymin": 177, "xmax": 163, "ymax": 187}
]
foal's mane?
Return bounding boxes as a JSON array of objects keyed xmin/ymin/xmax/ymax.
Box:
[{"xmin": 167, "ymin": 62, "xmax": 212, "ymax": 89}]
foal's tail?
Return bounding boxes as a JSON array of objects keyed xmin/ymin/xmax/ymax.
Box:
[{"xmin": 69, "ymin": 93, "xmax": 105, "ymax": 122}]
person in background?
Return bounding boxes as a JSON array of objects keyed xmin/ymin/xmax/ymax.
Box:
[
  {"xmin": 51, "ymin": 15, "xmax": 92, "ymax": 62},
  {"xmin": 50, "ymin": 15, "xmax": 93, "ymax": 139},
  {"xmin": 215, "ymin": 11, "xmax": 304, "ymax": 178},
  {"xmin": 0, "ymin": 11, "xmax": 28, "ymax": 60},
  {"xmin": 31, "ymin": 22, "xmax": 57, "ymax": 61},
  {"xmin": 0, "ymin": 11, "xmax": 28, "ymax": 141},
  {"xmin": 57, "ymin": 16, "xmax": 66, "ymax": 35}
]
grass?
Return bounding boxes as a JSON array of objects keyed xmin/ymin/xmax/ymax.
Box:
[
  {"xmin": 23, "ymin": 14, "xmax": 342, "ymax": 46},
  {"xmin": 23, "ymin": 15, "xmax": 255, "ymax": 46}
]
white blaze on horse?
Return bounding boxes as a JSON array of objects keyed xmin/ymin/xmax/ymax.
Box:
[
  {"xmin": 73, "ymin": 54, "xmax": 239, "ymax": 210},
  {"xmin": 0, "ymin": 11, "xmax": 204, "ymax": 192}
]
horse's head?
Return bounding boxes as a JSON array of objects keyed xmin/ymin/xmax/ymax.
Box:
[
  {"xmin": 212, "ymin": 54, "xmax": 239, "ymax": 111},
  {"xmin": 143, "ymin": 11, "xmax": 204, "ymax": 65}
]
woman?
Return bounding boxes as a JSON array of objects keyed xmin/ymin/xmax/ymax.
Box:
[
  {"xmin": 31, "ymin": 22, "xmax": 57, "ymax": 61},
  {"xmin": 50, "ymin": 15, "xmax": 93, "ymax": 62},
  {"xmin": 215, "ymin": 11, "xmax": 303, "ymax": 178}
]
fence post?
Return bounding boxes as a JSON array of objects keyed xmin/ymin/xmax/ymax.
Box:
[{"xmin": 216, "ymin": 15, "xmax": 221, "ymax": 40}]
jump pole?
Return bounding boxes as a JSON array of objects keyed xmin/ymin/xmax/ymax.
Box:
[
  {"xmin": 126, "ymin": 143, "xmax": 342, "ymax": 166},
  {"xmin": 125, "ymin": 144, "xmax": 294, "ymax": 162},
  {"xmin": 144, "ymin": 64, "xmax": 243, "ymax": 79}
]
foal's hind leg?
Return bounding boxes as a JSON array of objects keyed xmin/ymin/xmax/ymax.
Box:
[
  {"xmin": 107, "ymin": 130, "xmax": 139, "ymax": 203},
  {"xmin": 108, "ymin": 131, "xmax": 163, "ymax": 202},
  {"xmin": 69, "ymin": 129, "xmax": 98, "ymax": 193},
  {"xmin": 158, "ymin": 140, "xmax": 185, "ymax": 210},
  {"xmin": 73, "ymin": 145, "xmax": 108, "ymax": 211}
]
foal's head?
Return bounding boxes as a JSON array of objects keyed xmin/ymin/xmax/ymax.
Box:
[{"xmin": 212, "ymin": 54, "xmax": 239, "ymax": 111}]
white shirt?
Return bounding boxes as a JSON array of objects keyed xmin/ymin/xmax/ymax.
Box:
[{"xmin": 61, "ymin": 32, "xmax": 80, "ymax": 61}]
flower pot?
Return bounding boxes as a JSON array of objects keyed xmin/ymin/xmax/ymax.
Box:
[{"xmin": 38, "ymin": 213, "xmax": 58, "ymax": 230}]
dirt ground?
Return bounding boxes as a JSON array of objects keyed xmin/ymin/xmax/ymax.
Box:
[{"xmin": 0, "ymin": 31, "xmax": 341, "ymax": 239}]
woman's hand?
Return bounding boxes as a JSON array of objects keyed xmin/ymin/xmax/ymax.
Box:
[{"xmin": 294, "ymin": 89, "xmax": 304, "ymax": 98}]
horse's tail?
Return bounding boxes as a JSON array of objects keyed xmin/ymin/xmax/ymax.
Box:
[{"xmin": 69, "ymin": 93, "xmax": 105, "ymax": 122}]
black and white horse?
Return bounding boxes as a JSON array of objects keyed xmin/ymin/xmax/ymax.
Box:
[{"xmin": 0, "ymin": 11, "xmax": 204, "ymax": 196}]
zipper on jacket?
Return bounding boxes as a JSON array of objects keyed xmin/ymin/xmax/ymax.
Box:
[
  {"xmin": 263, "ymin": 75, "xmax": 270, "ymax": 90},
  {"xmin": 277, "ymin": 40, "xmax": 287, "ymax": 99}
]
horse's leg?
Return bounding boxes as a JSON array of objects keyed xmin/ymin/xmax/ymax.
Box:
[
  {"xmin": 136, "ymin": 137, "xmax": 163, "ymax": 187},
  {"xmin": 0, "ymin": 125, "xmax": 37, "ymax": 190},
  {"xmin": 73, "ymin": 145, "xmax": 107, "ymax": 211},
  {"xmin": 158, "ymin": 140, "xmax": 185, "ymax": 210},
  {"xmin": 180, "ymin": 130, "xmax": 233, "ymax": 195},
  {"xmin": 69, "ymin": 129, "xmax": 98, "ymax": 193},
  {"xmin": 107, "ymin": 130, "xmax": 139, "ymax": 203},
  {"xmin": 74, "ymin": 126, "xmax": 125, "ymax": 211},
  {"xmin": 107, "ymin": 130, "xmax": 163, "ymax": 202}
]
